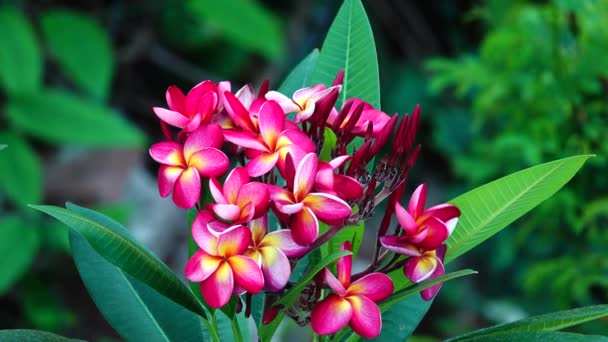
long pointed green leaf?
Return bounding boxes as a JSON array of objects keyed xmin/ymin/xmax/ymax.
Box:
[
  {"xmin": 452, "ymin": 331, "xmax": 608, "ymax": 342},
  {"xmin": 446, "ymin": 155, "xmax": 592, "ymax": 263},
  {"xmin": 0, "ymin": 132, "xmax": 42, "ymax": 205},
  {"xmin": 70, "ymin": 229, "xmax": 209, "ymax": 341},
  {"xmin": 446, "ymin": 304, "xmax": 608, "ymax": 341},
  {"xmin": 278, "ymin": 49, "xmax": 319, "ymax": 95},
  {"xmin": 0, "ymin": 329, "xmax": 83, "ymax": 342},
  {"xmin": 30, "ymin": 204, "xmax": 208, "ymax": 319},
  {"xmin": 311, "ymin": 0, "xmax": 380, "ymax": 109}
]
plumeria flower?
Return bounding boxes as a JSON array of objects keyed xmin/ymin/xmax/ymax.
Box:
[
  {"xmin": 403, "ymin": 244, "xmax": 447, "ymax": 300},
  {"xmin": 223, "ymin": 100, "xmax": 315, "ymax": 177},
  {"xmin": 315, "ymin": 155, "xmax": 364, "ymax": 201},
  {"xmin": 269, "ymin": 153, "xmax": 352, "ymax": 245},
  {"xmin": 153, "ymin": 81, "xmax": 219, "ymax": 132},
  {"xmin": 185, "ymin": 211, "xmax": 264, "ymax": 308},
  {"xmin": 244, "ymin": 215, "xmax": 308, "ymax": 291},
  {"xmin": 266, "ymin": 84, "xmax": 341, "ymax": 123},
  {"xmin": 219, "ymin": 83, "xmax": 264, "ymax": 131},
  {"xmin": 149, "ymin": 124, "xmax": 228, "ymax": 208},
  {"xmin": 311, "ymin": 242, "xmax": 394, "ymax": 338},
  {"xmin": 328, "ymin": 98, "xmax": 391, "ymax": 137},
  {"xmin": 208, "ymin": 167, "xmax": 269, "ymax": 224}
]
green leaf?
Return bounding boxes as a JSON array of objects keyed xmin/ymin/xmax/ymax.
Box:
[
  {"xmin": 0, "ymin": 7, "xmax": 42, "ymax": 95},
  {"xmin": 0, "ymin": 215, "xmax": 40, "ymax": 294},
  {"xmin": 70, "ymin": 228, "xmax": 210, "ymax": 341},
  {"xmin": 0, "ymin": 329, "xmax": 83, "ymax": 342},
  {"xmin": 0, "ymin": 132, "xmax": 42, "ymax": 205},
  {"xmin": 187, "ymin": 0, "xmax": 284, "ymax": 60},
  {"xmin": 363, "ymin": 296, "xmax": 432, "ymax": 342},
  {"xmin": 319, "ymin": 128, "xmax": 337, "ymax": 162},
  {"xmin": 6, "ymin": 89, "xmax": 146, "ymax": 147},
  {"xmin": 258, "ymin": 250, "xmax": 351, "ymax": 342},
  {"xmin": 278, "ymin": 49, "xmax": 320, "ymax": 95},
  {"xmin": 41, "ymin": 11, "xmax": 114, "ymax": 100},
  {"xmin": 0, "ymin": 144, "xmax": 7, "ymax": 151},
  {"xmin": 446, "ymin": 155, "xmax": 592, "ymax": 263},
  {"xmin": 30, "ymin": 203, "xmax": 209, "ymax": 319},
  {"xmin": 446, "ymin": 305, "xmax": 608, "ymax": 341},
  {"xmin": 311, "ymin": 0, "xmax": 380, "ymax": 109},
  {"xmin": 379, "ymin": 269, "xmax": 477, "ymax": 311},
  {"xmin": 450, "ymin": 331, "xmax": 608, "ymax": 342}
]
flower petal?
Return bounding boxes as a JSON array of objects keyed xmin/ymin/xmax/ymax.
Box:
[
  {"xmin": 418, "ymin": 216, "xmax": 449, "ymax": 251},
  {"xmin": 223, "ymin": 91, "xmax": 255, "ymax": 131},
  {"xmin": 347, "ymin": 273, "xmax": 393, "ymax": 302},
  {"xmin": 196, "ymin": 91, "xmax": 218, "ymax": 122},
  {"xmin": 420, "ymin": 257, "xmax": 445, "ymax": 301},
  {"xmin": 188, "ymin": 148, "xmax": 229, "ymax": 177},
  {"xmin": 324, "ymin": 268, "xmax": 347, "ymax": 296},
  {"xmin": 223, "ymin": 129, "xmax": 268, "ymax": 151},
  {"xmin": 149, "ymin": 142, "xmax": 185, "ymax": 166},
  {"xmin": 208, "ymin": 203, "xmax": 242, "ymax": 222},
  {"xmin": 259, "ymin": 246, "xmax": 290, "ymax": 291},
  {"xmin": 334, "ymin": 175, "xmax": 363, "ymax": 201},
  {"xmin": 191, "ymin": 211, "xmax": 218, "ymax": 254},
  {"xmin": 346, "ymin": 295, "xmax": 382, "ymax": 339},
  {"xmin": 200, "ymin": 261, "xmax": 233, "ymax": 308},
  {"xmin": 217, "ymin": 225, "xmax": 252, "ymax": 258},
  {"xmin": 165, "ymin": 85, "xmax": 186, "ymax": 113},
  {"xmin": 404, "ymin": 254, "xmax": 438, "ymax": 283},
  {"xmin": 224, "ymin": 167, "xmax": 250, "ymax": 203},
  {"xmin": 337, "ymin": 242, "xmax": 352, "ymax": 287},
  {"xmin": 291, "ymin": 207, "xmax": 318, "ymax": 245},
  {"xmin": 293, "ymin": 153, "xmax": 318, "ymax": 201},
  {"xmin": 209, "ymin": 177, "xmax": 227, "ymax": 204},
  {"xmin": 236, "ymin": 182, "xmax": 269, "ymax": 218},
  {"xmin": 408, "ymin": 184, "xmax": 427, "ymax": 219},
  {"xmin": 227, "ymin": 255, "xmax": 264, "ymax": 294},
  {"xmin": 185, "ymin": 250, "xmax": 222, "ymax": 282},
  {"xmin": 395, "ymin": 201, "xmax": 418, "ymax": 235},
  {"xmin": 258, "ymin": 100, "xmax": 285, "ymax": 149},
  {"xmin": 303, "ymin": 193, "xmax": 352, "ymax": 224},
  {"xmin": 184, "ymin": 124, "xmax": 224, "ymax": 159},
  {"xmin": 265, "ymin": 91, "xmax": 300, "ymax": 113},
  {"xmin": 153, "ymin": 107, "xmax": 190, "ymax": 128},
  {"xmin": 379, "ymin": 236, "xmax": 421, "ymax": 257},
  {"xmin": 310, "ymin": 294, "xmax": 353, "ymax": 335},
  {"xmin": 261, "ymin": 230, "xmax": 308, "ymax": 258},
  {"xmin": 186, "ymin": 80, "xmax": 216, "ymax": 113},
  {"xmin": 173, "ymin": 167, "xmax": 201, "ymax": 209},
  {"xmin": 246, "ymin": 152, "xmax": 279, "ymax": 177},
  {"xmin": 276, "ymin": 128, "xmax": 316, "ymax": 153},
  {"xmin": 158, "ymin": 165, "xmax": 182, "ymax": 197},
  {"xmin": 249, "ymin": 215, "xmax": 268, "ymax": 244}
]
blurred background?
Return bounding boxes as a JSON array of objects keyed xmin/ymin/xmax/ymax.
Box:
[{"xmin": 0, "ymin": 0, "xmax": 606, "ymax": 340}]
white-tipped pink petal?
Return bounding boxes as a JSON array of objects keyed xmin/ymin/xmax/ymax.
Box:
[
  {"xmin": 149, "ymin": 142, "xmax": 185, "ymax": 166},
  {"xmin": 324, "ymin": 268, "xmax": 347, "ymax": 296},
  {"xmin": 208, "ymin": 203, "xmax": 242, "ymax": 222},
  {"xmin": 304, "ymin": 193, "xmax": 352, "ymax": 224},
  {"xmin": 259, "ymin": 246, "xmax": 291, "ymax": 291},
  {"xmin": 404, "ymin": 255, "xmax": 439, "ymax": 283},
  {"xmin": 379, "ymin": 236, "xmax": 422, "ymax": 257},
  {"xmin": 347, "ymin": 273, "xmax": 394, "ymax": 302},
  {"xmin": 209, "ymin": 177, "xmax": 227, "ymax": 204},
  {"xmin": 310, "ymin": 294, "xmax": 353, "ymax": 335},
  {"xmin": 158, "ymin": 165, "xmax": 182, "ymax": 197},
  {"xmin": 265, "ymin": 91, "xmax": 300, "ymax": 113},
  {"xmin": 153, "ymin": 107, "xmax": 190, "ymax": 129},
  {"xmin": 291, "ymin": 207, "xmax": 319, "ymax": 245},
  {"xmin": 191, "ymin": 211, "xmax": 218, "ymax": 254},
  {"xmin": 346, "ymin": 295, "xmax": 382, "ymax": 339},
  {"xmin": 293, "ymin": 153, "xmax": 318, "ymax": 201},
  {"xmin": 262, "ymin": 229, "xmax": 308, "ymax": 258},
  {"xmin": 420, "ymin": 258, "xmax": 445, "ymax": 301}
]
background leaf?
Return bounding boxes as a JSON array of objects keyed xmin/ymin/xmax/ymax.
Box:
[
  {"xmin": 311, "ymin": 0, "xmax": 380, "ymax": 109},
  {"xmin": 0, "ymin": 132, "xmax": 42, "ymax": 205},
  {"xmin": 0, "ymin": 329, "xmax": 83, "ymax": 342},
  {"xmin": 6, "ymin": 89, "xmax": 146, "ymax": 147},
  {"xmin": 41, "ymin": 10, "xmax": 114, "ymax": 100},
  {"xmin": 31, "ymin": 203, "xmax": 209, "ymax": 319},
  {"xmin": 447, "ymin": 305, "xmax": 608, "ymax": 341},
  {"xmin": 0, "ymin": 215, "xmax": 40, "ymax": 294},
  {"xmin": 0, "ymin": 6, "xmax": 42, "ymax": 95},
  {"xmin": 278, "ymin": 49, "xmax": 319, "ymax": 95},
  {"xmin": 70, "ymin": 229, "xmax": 210, "ymax": 342},
  {"xmin": 446, "ymin": 155, "xmax": 592, "ymax": 263},
  {"xmin": 187, "ymin": 0, "xmax": 284, "ymax": 60},
  {"xmin": 453, "ymin": 331, "xmax": 608, "ymax": 342}
]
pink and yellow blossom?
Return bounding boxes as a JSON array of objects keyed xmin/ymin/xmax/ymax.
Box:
[
  {"xmin": 265, "ymin": 84, "xmax": 341, "ymax": 123},
  {"xmin": 153, "ymin": 81, "xmax": 219, "ymax": 132}
]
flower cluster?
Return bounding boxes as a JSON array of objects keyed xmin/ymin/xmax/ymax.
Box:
[{"xmin": 149, "ymin": 74, "xmax": 460, "ymax": 338}]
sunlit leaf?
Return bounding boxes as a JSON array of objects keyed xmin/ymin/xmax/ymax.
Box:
[
  {"xmin": 446, "ymin": 155, "xmax": 592, "ymax": 263},
  {"xmin": 0, "ymin": 132, "xmax": 42, "ymax": 205},
  {"xmin": 30, "ymin": 203, "xmax": 209, "ymax": 319},
  {"xmin": 6, "ymin": 89, "xmax": 146, "ymax": 147},
  {"xmin": 278, "ymin": 49, "xmax": 319, "ymax": 96},
  {"xmin": 0, "ymin": 6, "xmax": 42, "ymax": 95},
  {"xmin": 0, "ymin": 215, "xmax": 40, "ymax": 294},
  {"xmin": 0, "ymin": 329, "xmax": 83, "ymax": 342}
]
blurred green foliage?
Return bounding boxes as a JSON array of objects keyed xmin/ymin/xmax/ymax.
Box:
[{"xmin": 427, "ymin": 0, "xmax": 608, "ymax": 313}]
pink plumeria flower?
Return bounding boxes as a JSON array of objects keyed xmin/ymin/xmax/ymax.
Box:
[
  {"xmin": 269, "ymin": 153, "xmax": 352, "ymax": 245},
  {"xmin": 403, "ymin": 244, "xmax": 447, "ymax": 301},
  {"xmin": 219, "ymin": 83, "xmax": 264, "ymax": 131},
  {"xmin": 328, "ymin": 98, "xmax": 391, "ymax": 137},
  {"xmin": 244, "ymin": 215, "xmax": 308, "ymax": 291},
  {"xmin": 185, "ymin": 211, "xmax": 264, "ymax": 308},
  {"xmin": 315, "ymin": 155, "xmax": 364, "ymax": 201},
  {"xmin": 381, "ymin": 183, "xmax": 461, "ymax": 252},
  {"xmin": 223, "ymin": 100, "xmax": 315, "ymax": 177},
  {"xmin": 149, "ymin": 124, "xmax": 229, "ymax": 208},
  {"xmin": 153, "ymin": 81, "xmax": 219, "ymax": 132},
  {"xmin": 311, "ymin": 242, "xmax": 394, "ymax": 338},
  {"xmin": 208, "ymin": 167, "xmax": 269, "ymax": 224},
  {"xmin": 266, "ymin": 84, "xmax": 341, "ymax": 122}
]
